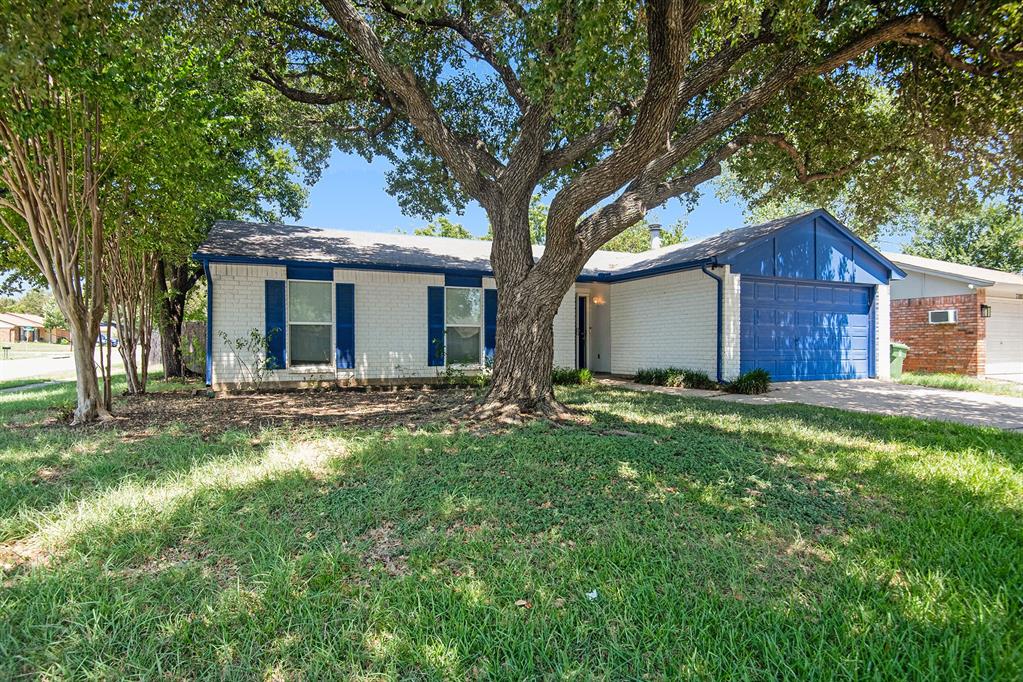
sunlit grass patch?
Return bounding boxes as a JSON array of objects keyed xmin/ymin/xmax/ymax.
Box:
[
  {"xmin": 0, "ymin": 383, "xmax": 1020, "ymax": 678},
  {"xmin": 899, "ymin": 371, "xmax": 1023, "ymax": 397}
]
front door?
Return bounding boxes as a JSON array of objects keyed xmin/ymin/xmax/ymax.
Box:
[{"xmin": 577, "ymin": 296, "xmax": 587, "ymax": 370}]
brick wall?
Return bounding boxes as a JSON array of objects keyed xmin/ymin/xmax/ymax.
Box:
[
  {"xmin": 609, "ymin": 268, "xmax": 719, "ymax": 376},
  {"xmin": 209, "ymin": 263, "xmax": 577, "ymax": 388},
  {"xmin": 875, "ymin": 284, "xmax": 891, "ymax": 380},
  {"xmin": 890, "ymin": 291, "xmax": 986, "ymax": 375}
]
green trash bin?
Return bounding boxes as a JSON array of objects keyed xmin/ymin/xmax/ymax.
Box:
[{"xmin": 890, "ymin": 343, "xmax": 910, "ymax": 379}]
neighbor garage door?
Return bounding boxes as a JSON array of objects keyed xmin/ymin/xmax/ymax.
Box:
[
  {"xmin": 986, "ymin": 297, "xmax": 1023, "ymax": 376},
  {"xmin": 740, "ymin": 277, "xmax": 873, "ymax": 381}
]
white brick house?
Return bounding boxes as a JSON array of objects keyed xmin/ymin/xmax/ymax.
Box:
[{"xmin": 196, "ymin": 209, "xmax": 904, "ymax": 389}]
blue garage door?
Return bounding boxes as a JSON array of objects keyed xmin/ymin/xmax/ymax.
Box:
[{"xmin": 740, "ymin": 277, "xmax": 874, "ymax": 381}]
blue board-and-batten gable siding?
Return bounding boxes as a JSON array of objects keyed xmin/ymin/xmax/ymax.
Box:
[{"xmin": 724, "ymin": 214, "xmax": 890, "ymax": 286}]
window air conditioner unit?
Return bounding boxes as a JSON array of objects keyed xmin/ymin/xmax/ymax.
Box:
[{"xmin": 928, "ymin": 309, "xmax": 958, "ymax": 324}]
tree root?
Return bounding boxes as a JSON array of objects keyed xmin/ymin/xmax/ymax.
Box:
[{"xmin": 469, "ymin": 394, "xmax": 577, "ymax": 425}]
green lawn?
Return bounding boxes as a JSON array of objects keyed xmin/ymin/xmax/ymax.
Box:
[
  {"xmin": 1, "ymin": 382, "xmax": 1021, "ymax": 679},
  {"xmin": 0, "ymin": 378, "xmax": 59, "ymax": 391},
  {"xmin": 0, "ymin": 341, "xmax": 71, "ymax": 360},
  {"xmin": 899, "ymin": 371, "xmax": 1023, "ymax": 398}
]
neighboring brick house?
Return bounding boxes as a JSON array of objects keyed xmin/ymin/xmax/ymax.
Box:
[
  {"xmin": 194, "ymin": 209, "xmax": 904, "ymax": 390},
  {"xmin": 0, "ymin": 312, "xmax": 71, "ymax": 344},
  {"xmin": 885, "ymin": 253, "xmax": 1023, "ymax": 378}
]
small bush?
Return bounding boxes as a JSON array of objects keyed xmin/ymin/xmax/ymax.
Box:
[
  {"xmin": 726, "ymin": 368, "xmax": 771, "ymax": 395},
  {"xmin": 552, "ymin": 367, "xmax": 593, "ymax": 385},
  {"xmin": 634, "ymin": 367, "xmax": 718, "ymax": 390},
  {"xmin": 443, "ymin": 366, "xmax": 491, "ymax": 388},
  {"xmin": 670, "ymin": 368, "xmax": 717, "ymax": 390}
]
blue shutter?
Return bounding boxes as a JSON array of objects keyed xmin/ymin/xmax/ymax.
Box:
[
  {"xmin": 335, "ymin": 283, "xmax": 355, "ymax": 369},
  {"xmin": 427, "ymin": 286, "xmax": 445, "ymax": 366},
  {"xmin": 484, "ymin": 288, "xmax": 497, "ymax": 364},
  {"xmin": 264, "ymin": 280, "xmax": 286, "ymax": 369}
]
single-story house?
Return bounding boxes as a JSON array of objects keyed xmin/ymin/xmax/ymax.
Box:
[
  {"xmin": 884, "ymin": 253, "xmax": 1023, "ymax": 378},
  {"xmin": 194, "ymin": 209, "xmax": 905, "ymax": 390},
  {"xmin": 0, "ymin": 312, "xmax": 68, "ymax": 343}
]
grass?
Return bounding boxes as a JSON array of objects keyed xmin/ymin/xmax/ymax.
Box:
[
  {"xmin": 899, "ymin": 371, "xmax": 1023, "ymax": 398},
  {"xmin": 0, "ymin": 341, "xmax": 71, "ymax": 360},
  {"xmin": 1, "ymin": 382, "xmax": 1021, "ymax": 679},
  {"xmin": 0, "ymin": 378, "xmax": 60, "ymax": 391}
]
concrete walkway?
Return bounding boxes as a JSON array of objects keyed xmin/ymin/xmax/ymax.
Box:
[{"xmin": 599, "ymin": 378, "xmax": 1023, "ymax": 432}]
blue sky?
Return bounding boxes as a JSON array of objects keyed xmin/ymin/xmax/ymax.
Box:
[
  {"xmin": 297, "ymin": 149, "xmax": 747, "ymax": 241},
  {"xmin": 297, "ymin": 149, "xmax": 910, "ymax": 250}
]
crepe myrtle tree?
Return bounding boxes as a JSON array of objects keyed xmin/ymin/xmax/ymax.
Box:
[{"xmin": 249, "ymin": 0, "xmax": 1022, "ymax": 419}]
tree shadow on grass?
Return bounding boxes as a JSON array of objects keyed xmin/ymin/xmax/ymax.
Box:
[{"xmin": 2, "ymin": 390, "xmax": 1021, "ymax": 678}]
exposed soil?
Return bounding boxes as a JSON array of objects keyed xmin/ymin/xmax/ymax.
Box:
[{"xmin": 107, "ymin": 387, "xmax": 476, "ymax": 437}]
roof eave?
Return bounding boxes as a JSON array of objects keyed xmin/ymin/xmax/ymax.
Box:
[{"xmin": 893, "ymin": 262, "xmax": 996, "ymax": 288}]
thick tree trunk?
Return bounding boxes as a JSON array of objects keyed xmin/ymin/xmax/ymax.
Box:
[
  {"xmin": 68, "ymin": 319, "xmax": 109, "ymax": 424},
  {"xmin": 155, "ymin": 260, "xmax": 198, "ymax": 379},
  {"xmin": 477, "ymin": 198, "xmax": 581, "ymax": 421},
  {"xmin": 478, "ymin": 289, "xmax": 563, "ymax": 419}
]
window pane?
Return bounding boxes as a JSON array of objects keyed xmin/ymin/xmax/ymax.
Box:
[
  {"xmin": 446, "ymin": 326, "xmax": 480, "ymax": 364},
  {"xmin": 289, "ymin": 281, "xmax": 331, "ymax": 323},
  {"xmin": 290, "ymin": 324, "xmax": 331, "ymax": 364},
  {"xmin": 445, "ymin": 288, "xmax": 481, "ymax": 326}
]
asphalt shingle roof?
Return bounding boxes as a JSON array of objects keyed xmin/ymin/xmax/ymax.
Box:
[
  {"xmin": 882, "ymin": 252, "xmax": 1023, "ymax": 288},
  {"xmin": 195, "ymin": 210, "xmax": 832, "ymax": 281}
]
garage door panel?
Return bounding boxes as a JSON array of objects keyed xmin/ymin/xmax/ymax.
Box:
[
  {"xmin": 740, "ymin": 277, "xmax": 873, "ymax": 381},
  {"xmin": 986, "ymin": 297, "xmax": 1023, "ymax": 375}
]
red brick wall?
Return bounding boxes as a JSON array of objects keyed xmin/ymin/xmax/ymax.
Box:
[{"xmin": 890, "ymin": 291, "xmax": 986, "ymax": 375}]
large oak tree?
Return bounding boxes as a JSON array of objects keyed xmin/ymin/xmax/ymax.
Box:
[{"xmin": 247, "ymin": 0, "xmax": 1022, "ymax": 418}]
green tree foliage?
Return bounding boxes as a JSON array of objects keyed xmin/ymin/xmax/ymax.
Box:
[
  {"xmin": 906, "ymin": 204, "xmax": 1023, "ymax": 273},
  {"xmin": 8, "ymin": 289, "xmax": 51, "ymax": 316},
  {"xmin": 414, "ymin": 217, "xmax": 475, "ymax": 239},
  {"xmin": 42, "ymin": 298, "xmax": 67, "ymax": 330}
]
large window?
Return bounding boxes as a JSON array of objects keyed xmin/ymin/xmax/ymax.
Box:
[
  {"xmin": 288, "ymin": 281, "xmax": 332, "ymax": 365},
  {"xmin": 445, "ymin": 287, "xmax": 481, "ymax": 365}
]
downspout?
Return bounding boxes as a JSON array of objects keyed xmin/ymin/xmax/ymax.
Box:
[
  {"xmin": 701, "ymin": 263, "xmax": 724, "ymax": 383},
  {"xmin": 203, "ymin": 259, "xmax": 213, "ymax": 386}
]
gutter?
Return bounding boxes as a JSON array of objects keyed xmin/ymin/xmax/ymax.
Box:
[
  {"xmin": 203, "ymin": 259, "xmax": 212, "ymax": 386},
  {"xmin": 700, "ymin": 263, "xmax": 724, "ymax": 384},
  {"xmin": 190, "ymin": 251, "xmax": 715, "ymax": 285}
]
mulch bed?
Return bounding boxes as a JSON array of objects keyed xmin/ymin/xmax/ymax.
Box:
[
  {"xmin": 43, "ymin": 387, "xmax": 478, "ymax": 437},
  {"xmin": 121, "ymin": 387, "xmax": 476, "ymax": 436}
]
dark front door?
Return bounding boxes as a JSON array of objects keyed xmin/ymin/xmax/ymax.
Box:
[{"xmin": 577, "ymin": 296, "xmax": 587, "ymax": 370}]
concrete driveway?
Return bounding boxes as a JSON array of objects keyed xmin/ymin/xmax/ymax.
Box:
[
  {"xmin": 600, "ymin": 377, "xmax": 1023, "ymax": 431},
  {"xmin": 715, "ymin": 380, "xmax": 1023, "ymax": 431}
]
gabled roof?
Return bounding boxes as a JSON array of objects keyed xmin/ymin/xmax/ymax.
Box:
[
  {"xmin": 196, "ymin": 209, "xmax": 902, "ymax": 283},
  {"xmin": 883, "ymin": 252, "xmax": 1023, "ymax": 288},
  {"xmin": 0, "ymin": 312, "xmax": 43, "ymax": 327}
]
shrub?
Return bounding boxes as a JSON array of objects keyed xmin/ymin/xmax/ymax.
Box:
[
  {"xmin": 634, "ymin": 367, "xmax": 674, "ymax": 385},
  {"xmin": 635, "ymin": 367, "xmax": 718, "ymax": 389},
  {"xmin": 552, "ymin": 367, "xmax": 593, "ymax": 385},
  {"xmin": 443, "ymin": 366, "xmax": 491, "ymax": 388},
  {"xmin": 668, "ymin": 368, "xmax": 717, "ymax": 390},
  {"xmin": 726, "ymin": 368, "xmax": 771, "ymax": 395}
]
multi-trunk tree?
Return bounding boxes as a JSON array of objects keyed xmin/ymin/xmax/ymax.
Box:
[
  {"xmin": 0, "ymin": 0, "xmax": 305, "ymax": 420},
  {"xmin": 249, "ymin": 0, "xmax": 1021, "ymax": 419}
]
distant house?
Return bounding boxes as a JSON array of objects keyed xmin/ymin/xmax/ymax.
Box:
[
  {"xmin": 0, "ymin": 312, "xmax": 69, "ymax": 344},
  {"xmin": 885, "ymin": 253, "xmax": 1023, "ymax": 378},
  {"xmin": 194, "ymin": 209, "xmax": 905, "ymax": 390}
]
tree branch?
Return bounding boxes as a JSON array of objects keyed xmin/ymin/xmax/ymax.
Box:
[
  {"xmin": 318, "ymin": 0, "xmax": 501, "ymax": 200},
  {"xmin": 251, "ymin": 66, "xmax": 356, "ymax": 105},
  {"xmin": 544, "ymin": 0, "xmax": 704, "ymax": 250},
  {"xmin": 379, "ymin": 1, "xmax": 530, "ymax": 111},
  {"xmin": 263, "ymin": 9, "xmax": 348, "ymax": 44}
]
